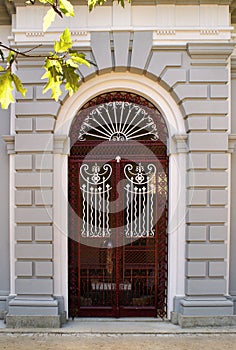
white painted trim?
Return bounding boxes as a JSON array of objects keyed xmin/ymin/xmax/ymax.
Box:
[
  {"xmin": 54, "ymin": 71, "xmax": 186, "ymax": 319},
  {"xmin": 9, "ymin": 154, "xmax": 15, "ymax": 296},
  {"xmin": 167, "ymin": 152, "xmax": 186, "ymax": 315},
  {"xmin": 53, "ymin": 154, "xmax": 68, "ymax": 314},
  {"xmin": 227, "ymin": 58, "xmax": 232, "ymax": 296},
  {"xmin": 227, "ymin": 153, "xmax": 231, "ymax": 296},
  {"xmin": 2, "ymin": 136, "xmax": 15, "ymax": 296},
  {"xmin": 7, "ymin": 73, "xmax": 15, "ymax": 298},
  {"xmin": 11, "ymin": 3, "xmax": 233, "ymax": 45}
]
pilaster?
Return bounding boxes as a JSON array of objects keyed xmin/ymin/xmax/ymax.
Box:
[
  {"xmin": 175, "ymin": 43, "xmax": 235, "ymax": 324},
  {"xmin": 3, "ymin": 58, "xmax": 63, "ymax": 327}
]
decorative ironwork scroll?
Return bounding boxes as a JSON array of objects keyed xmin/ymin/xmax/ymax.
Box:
[
  {"xmin": 80, "ymin": 163, "xmax": 112, "ymax": 237},
  {"xmin": 124, "ymin": 163, "xmax": 156, "ymax": 238}
]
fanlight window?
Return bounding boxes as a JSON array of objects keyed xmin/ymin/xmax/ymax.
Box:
[
  {"xmin": 70, "ymin": 92, "xmax": 168, "ymax": 144},
  {"xmin": 78, "ymin": 102, "xmax": 159, "ymax": 141}
]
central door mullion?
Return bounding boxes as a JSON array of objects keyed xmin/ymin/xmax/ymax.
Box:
[{"xmin": 115, "ymin": 158, "xmax": 121, "ymax": 318}]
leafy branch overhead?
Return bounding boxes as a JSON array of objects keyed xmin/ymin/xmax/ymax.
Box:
[
  {"xmin": 42, "ymin": 28, "xmax": 90, "ymax": 101},
  {"xmin": 0, "ymin": 0, "xmax": 130, "ymax": 109},
  {"xmin": 0, "ymin": 51, "xmax": 27, "ymax": 109}
]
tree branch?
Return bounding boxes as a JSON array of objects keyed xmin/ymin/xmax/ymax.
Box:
[
  {"xmin": 0, "ymin": 42, "xmax": 64, "ymax": 60},
  {"xmin": 0, "ymin": 42, "xmax": 24, "ymax": 57}
]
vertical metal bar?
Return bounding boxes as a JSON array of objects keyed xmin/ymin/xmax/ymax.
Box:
[
  {"xmin": 130, "ymin": 180, "xmax": 134, "ymax": 237},
  {"xmin": 81, "ymin": 186, "xmax": 86, "ymax": 236},
  {"xmin": 134, "ymin": 186, "xmax": 138, "ymax": 236},
  {"xmin": 146, "ymin": 181, "xmax": 150, "ymax": 236},
  {"xmin": 142, "ymin": 187, "xmax": 146, "ymax": 236},
  {"xmin": 78, "ymin": 162, "xmax": 81, "ymax": 314},
  {"xmin": 86, "ymin": 177, "xmax": 89, "ymax": 236},
  {"xmin": 103, "ymin": 176, "xmax": 105, "ymax": 237},
  {"xmin": 98, "ymin": 187, "xmax": 102, "ymax": 236},
  {"xmin": 90, "ymin": 187, "xmax": 94, "ymax": 236},
  {"xmin": 154, "ymin": 162, "xmax": 158, "ymax": 314},
  {"xmin": 106, "ymin": 185, "xmax": 110, "ymax": 236},
  {"xmin": 94, "ymin": 187, "xmax": 97, "ymax": 235},
  {"xmin": 150, "ymin": 187, "xmax": 154, "ymax": 235},
  {"xmin": 138, "ymin": 188, "xmax": 142, "ymax": 235},
  {"xmin": 115, "ymin": 160, "xmax": 120, "ymax": 317},
  {"xmin": 125, "ymin": 184, "xmax": 130, "ymax": 237}
]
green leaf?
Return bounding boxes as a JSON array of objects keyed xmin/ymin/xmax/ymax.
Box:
[
  {"xmin": 12, "ymin": 74, "xmax": 27, "ymax": 97},
  {"xmin": 0, "ymin": 66, "xmax": 4, "ymax": 71},
  {"xmin": 69, "ymin": 52, "xmax": 90, "ymax": 67},
  {"xmin": 62, "ymin": 64, "xmax": 81, "ymax": 96},
  {"xmin": 0, "ymin": 71, "xmax": 15, "ymax": 109},
  {"xmin": 43, "ymin": 55, "xmax": 64, "ymax": 74},
  {"xmin": 43, "ymin": 77, "xmax": 62, "ymax": 101},
  {"xmin": 65, "ymin": 59, "xmax": 78, "ymax": 69},
  {"xmin": 0, "ymin": 49, "xmax": 4, "ymax": 62},
  {"xmin": 42, "ymin": 58, "xmax": 63, "ymax": 101},
  {"xmin": 43, "ymin": 7, "xmax": 56, "ymax": 32},
  {"xmin": 54, "ymin": 28, "xmax": 72, "ymax": 53},
  {"xmin": 60, "ymin": 0, "xmax": 74, "ymax": 16}
]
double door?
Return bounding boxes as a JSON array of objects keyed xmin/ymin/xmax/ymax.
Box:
[{"xmin": 68, "ymin": 150, "xmax": 168, "ymax": 318}]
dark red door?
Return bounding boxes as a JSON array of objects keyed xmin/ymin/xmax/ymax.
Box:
[{"xmin": 68, "ymin": 146, "xmax": 168, "ymax": 318}]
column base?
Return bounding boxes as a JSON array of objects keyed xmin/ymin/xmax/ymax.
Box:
[
  {"xmin": 171, "ymin": 296, "xmax": 236, "ymax": 327},
  {"xmin": 171, "ymin": 312, "xmax": 236, "ymax": 328},
  {"xmin": 6, "ymin": 315, "xmax": 61, "ymax": 328},
  {"xmin": 6, "ymin": 297, "xmax": 62, "ymax": 328},
  {"xmin": 230, "ymin": 295, "xmax": 236, "ymax": 314},
  {"xmin": 179, "ymin": 297, "xmax": 234, "ymax": 316},
  {"xmin": 0, "ymin": 296, "xmax": 7, "ymax": 320}
]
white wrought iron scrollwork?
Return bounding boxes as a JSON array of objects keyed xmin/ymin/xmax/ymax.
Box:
[
  {"xmin": 124, "ymin": 163, "xmax": 156, "ymax": 237},
  {"xmin": 78, "ymin": 101, "xmax": 159, "ymax": 141},
  {"xmin": 80, "ymin": 163, "xmax": 112, "ymax": 237}
]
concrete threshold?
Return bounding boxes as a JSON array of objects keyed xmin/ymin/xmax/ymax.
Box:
[{"xmin": 0, "ymin": 318, "xmax": 236, "ymax": 335}]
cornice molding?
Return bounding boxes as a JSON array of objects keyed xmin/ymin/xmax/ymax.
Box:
[{"xmin": 187, "ymin": 43, "xmax": 235, "ymax": 59}]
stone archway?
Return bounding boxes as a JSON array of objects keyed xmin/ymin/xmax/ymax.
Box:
[{"xmin": 53, "ymin": 72, "xmax": 186, "ymax": 319}]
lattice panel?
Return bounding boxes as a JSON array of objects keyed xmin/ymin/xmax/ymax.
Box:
[
  {"xmin": 68, "ymin": 161, "xmax": 79, "ymax": 318},
  {"xmin": 80, "ymin": 245, "xmax": 116, "ymax": 307},
  {"xmin": 156, "ymin": 161, "xmax": 168, "ymax": 318},
  {"xmin": 70, "ymin": 141, "xmax": 167, "ymax": 159}
]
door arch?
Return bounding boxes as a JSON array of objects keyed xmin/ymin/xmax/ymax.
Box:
[{"xmin": 68, "ymin": 92, "xmax": 169, "ymax": 318}]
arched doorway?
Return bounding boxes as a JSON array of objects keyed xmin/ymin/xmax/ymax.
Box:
[{"xmin": 68, "ymin": 91, "xmax": 168, "ymax": 318}]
